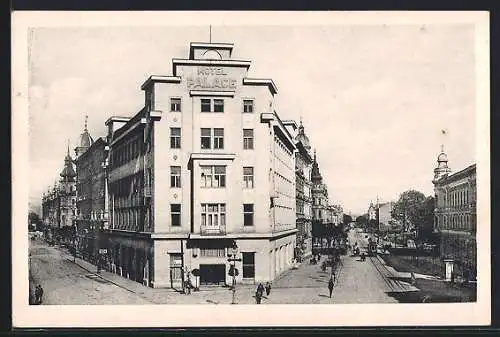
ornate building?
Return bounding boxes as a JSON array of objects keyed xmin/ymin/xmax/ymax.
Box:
[
  {"xmin": 432, "ymin": 147, "xmax": 476, "ymax": 280},
  {"xmin": 74, "ymin": 117, "xmax": 109, "ymax": 262},
  {"xmin": 42, "ymin": 144, "xmax": 77, "ymax": 242},
  {"xmin": 367, "ymin": 201, "xmax": 377, "ymax": 221}
]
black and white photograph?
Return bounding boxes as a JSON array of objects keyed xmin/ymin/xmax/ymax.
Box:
[{"xmin": 12, "ymin": 11, "xmax": 490, "ymax": 327}]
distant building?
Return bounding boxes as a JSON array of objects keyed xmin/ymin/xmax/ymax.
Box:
[
  {"xmin": 377, "ymin": 201, "xmax": 394, "ymax": 232},
  {"xmin": 367, "ymin": 201, "xmax": 377, "ymax": 221},
  {"xmin": 41, "ymin": 144, "xmax": 77, "ymax": 241},
  {"xmin": 432, "ymin": 147, "xmax": 476, "ymax": 280},
  {"xmin": 74, "ymin": 118, "xmax": 108, "ymax": 261}
]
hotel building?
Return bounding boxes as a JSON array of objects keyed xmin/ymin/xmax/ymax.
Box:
[{"xmin": 104, "ymin": 42, "xmax": 297, "ymax": 288}]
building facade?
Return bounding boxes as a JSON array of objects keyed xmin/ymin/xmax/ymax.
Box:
[
  {"xmin": 104, "ymin": 42, "xmax": 297, "ymax": 288},
  {"xmin": 284, "ymin": 120, "xmax": 314, "ymax": 260},
  {"xmin": 42, "ymin": 146, "xmax": 77, "ymax": 242},
  {"xmin": 367, "ymin": 201, "xmax": 377, "ymax": 221},
  {"xmin": 74, "ymin": 120, "xmax": 109, "ymax": 262},
  {"xmin": 377, "ymin": 201, "xmax": 394, "ymax": 232},
  {"xmin": 432, "ymin": 148, "xmax": 476, "ymax": 280}
]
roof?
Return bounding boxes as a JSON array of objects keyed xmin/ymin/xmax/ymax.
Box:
[{"xmin": 436, "ymin": 163, "xmax": 476, "ymax": 185}]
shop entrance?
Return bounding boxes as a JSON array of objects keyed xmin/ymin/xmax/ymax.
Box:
[{"xmin": 199, "ymin": 264, "xmax": 226, "ymax": 286}]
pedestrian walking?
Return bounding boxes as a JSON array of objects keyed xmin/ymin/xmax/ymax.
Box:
[
  {"xmin": 34, "ymin": 286, "xmax": 40, "ymax": 304},
  {"xmin": 255, "ymin": 290, "xmax": 262, "ymax": 304},
  {"xmin": 265, "ymin": 282, "xmax": 272, "ymax": 296},
  {"xmin": 328, "ymin": 277, "xmax": 334, "ymax": 298}
]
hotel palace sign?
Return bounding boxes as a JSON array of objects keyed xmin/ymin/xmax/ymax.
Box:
[{"xmin": 186, "ymin": 67, "xmax": 237, "ymax": 90}]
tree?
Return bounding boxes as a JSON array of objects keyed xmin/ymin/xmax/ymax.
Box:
[
  {"xmin": 343, "ymin": 214, "xmax": 353, "ymax": 226},
  {"xmin": 367, "ymin": 219, "xmax": 379, "ymax": 233},
  {"xmin": 356, "ymin": 215, "xmax": 368, "ymax": 228},
  {"xmin": 28, "ymin": 211, "xmax": 42, "ymax": 231},
  {"xmin": 391, "ymin": 190, "xmax": 427, "ymax": 232},
  {"xmin": 416, "ymin": 196, "xmax": 435, "ymax": 242}
]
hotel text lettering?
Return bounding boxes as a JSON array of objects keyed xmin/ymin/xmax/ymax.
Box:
[{"xmin": 187, "ymin": 67, "xmax": 237, "ymax": 90}]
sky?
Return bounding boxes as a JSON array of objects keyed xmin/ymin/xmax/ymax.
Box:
[{"xmin": 28, "ymin": 24, "xmax": 476, "ymax": 215}]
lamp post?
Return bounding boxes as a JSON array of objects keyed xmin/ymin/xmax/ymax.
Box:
[{"xmin": 227, "ymin": 242, "xmax": 241, "ymax": 305}]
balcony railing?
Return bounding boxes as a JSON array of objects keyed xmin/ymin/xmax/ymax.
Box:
[{"xmin": 200, "ymin": 224, "xmax": 226, "ymax": 236}]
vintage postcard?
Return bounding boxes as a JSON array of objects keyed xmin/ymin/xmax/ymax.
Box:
[{"xmin": 12, "ymin": 11, "xmax": 490, "ymax": 327}]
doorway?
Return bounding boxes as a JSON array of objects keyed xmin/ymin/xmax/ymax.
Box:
[{"xmin": 199, "ymin": 264, "xmax": 226, "ymax": 285}]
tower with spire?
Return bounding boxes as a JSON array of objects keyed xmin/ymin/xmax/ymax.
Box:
[
  {"xmin": 311, "ymin": 149, "xmax": 329, "ymax": 225},
  {"xmin": 75, "ymin": 115, "xmax": 94, "ymax": 159},
  {"xmin": 58, "ymin": 141, "xmax": 77, "ymax": 229}
]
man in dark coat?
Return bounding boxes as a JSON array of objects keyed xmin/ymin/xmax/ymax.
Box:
[
  {"xmin": 255, "ymin": 290, "xmax": 262, "ymax": 304},
  {"xmin": 257, "ymin": 283, "xmax": 264, "ymax": 295},
  {"xmin": 328, "ymin": 277, "xmax": 334, "ymax": 298}
]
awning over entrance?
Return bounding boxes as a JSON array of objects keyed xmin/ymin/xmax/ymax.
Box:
[{"xmin": 186, "ymin": 237, "xmax": 235, "ymax": 249}]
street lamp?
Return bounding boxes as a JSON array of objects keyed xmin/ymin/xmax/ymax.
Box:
[{"xmin": 227, "ymin": 242, "xmax": 241, "ymax": 305}]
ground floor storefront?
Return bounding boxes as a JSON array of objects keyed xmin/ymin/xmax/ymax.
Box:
[{"xmin": 99, "ymin": 230, "xmax": 297, "ymax": 289}]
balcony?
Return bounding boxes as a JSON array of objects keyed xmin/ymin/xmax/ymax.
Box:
[{"xmin": 200, "ymin": 224, "xmax": 226, "ymax": 236}]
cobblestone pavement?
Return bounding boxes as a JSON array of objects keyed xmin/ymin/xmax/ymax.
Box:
[{"xmin": 30, "ymin": 238, "xmax": 397, "ymax": 305}]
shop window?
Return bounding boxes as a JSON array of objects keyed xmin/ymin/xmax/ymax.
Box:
[
  {"xmin": 242, "ymin": 252, "xmax": 255, "ymax": 279},
  {"xmin": 170, "ymin": 253, "xmax": 182, "ymax": 280}
]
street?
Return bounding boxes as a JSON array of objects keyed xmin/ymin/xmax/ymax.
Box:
[{"xmin": 30, "ymin": 236, "xmax": 397, "ymax": 305}]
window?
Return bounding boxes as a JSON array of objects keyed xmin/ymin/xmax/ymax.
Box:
[
  {"xmin": 243, "ymin": 100, "xmax": 254, "ymax": 113},
  {"xmin": 200, "ymin": 248, "xmax": 226, "ymax": 257},
  {"xmin": 244, "ymin": 204, "xmax": 254, "ymax": 226},
  {"xmin": 171, "ymin": 204, "xmax": 181, "ymax": 226},
  {"xmin": 201, "ymin": 99, "xmax": 211, "ymax": 112},
  {"xmin": 170, "ymin": 166, "xmax": 181, "ymax": 188},
  {"xmin": 170, "ymin": 253, "xmax": 182, "ymax": 280},
  {"xmin": 243, "ymin": 129, "xmax": 254, "ymax": 149},
  {"xmin": 242, "ymin": 252, "xmax": 255, "ymax": 279},
  {"xmin": 214, "ymin": 99, "xmax": 224, "ymax": 113},
  {"xmin": 170, "ymin": 128, "xmax": 181, "ymax": 149},
  {"xmin": 243, "ymin": 166, "xmax": 254, "ymax": 189},
  {"xmin": 214, "ymin": 128, "xmax": 224, "ymax": 149},
  {"xmin": 201, "ymin": 128, "xmax": 211, "ymax": 149},
  {"xmin": 201, "ymin": 203, "xmax": 226, "ymax": 228},
  {"xmin": 170, "ymin": 98, "xmax": 181, "ymax": 112},
  {"xmin": 200, "ymin": 165, "xmax": 226, "ymax": 188}
]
